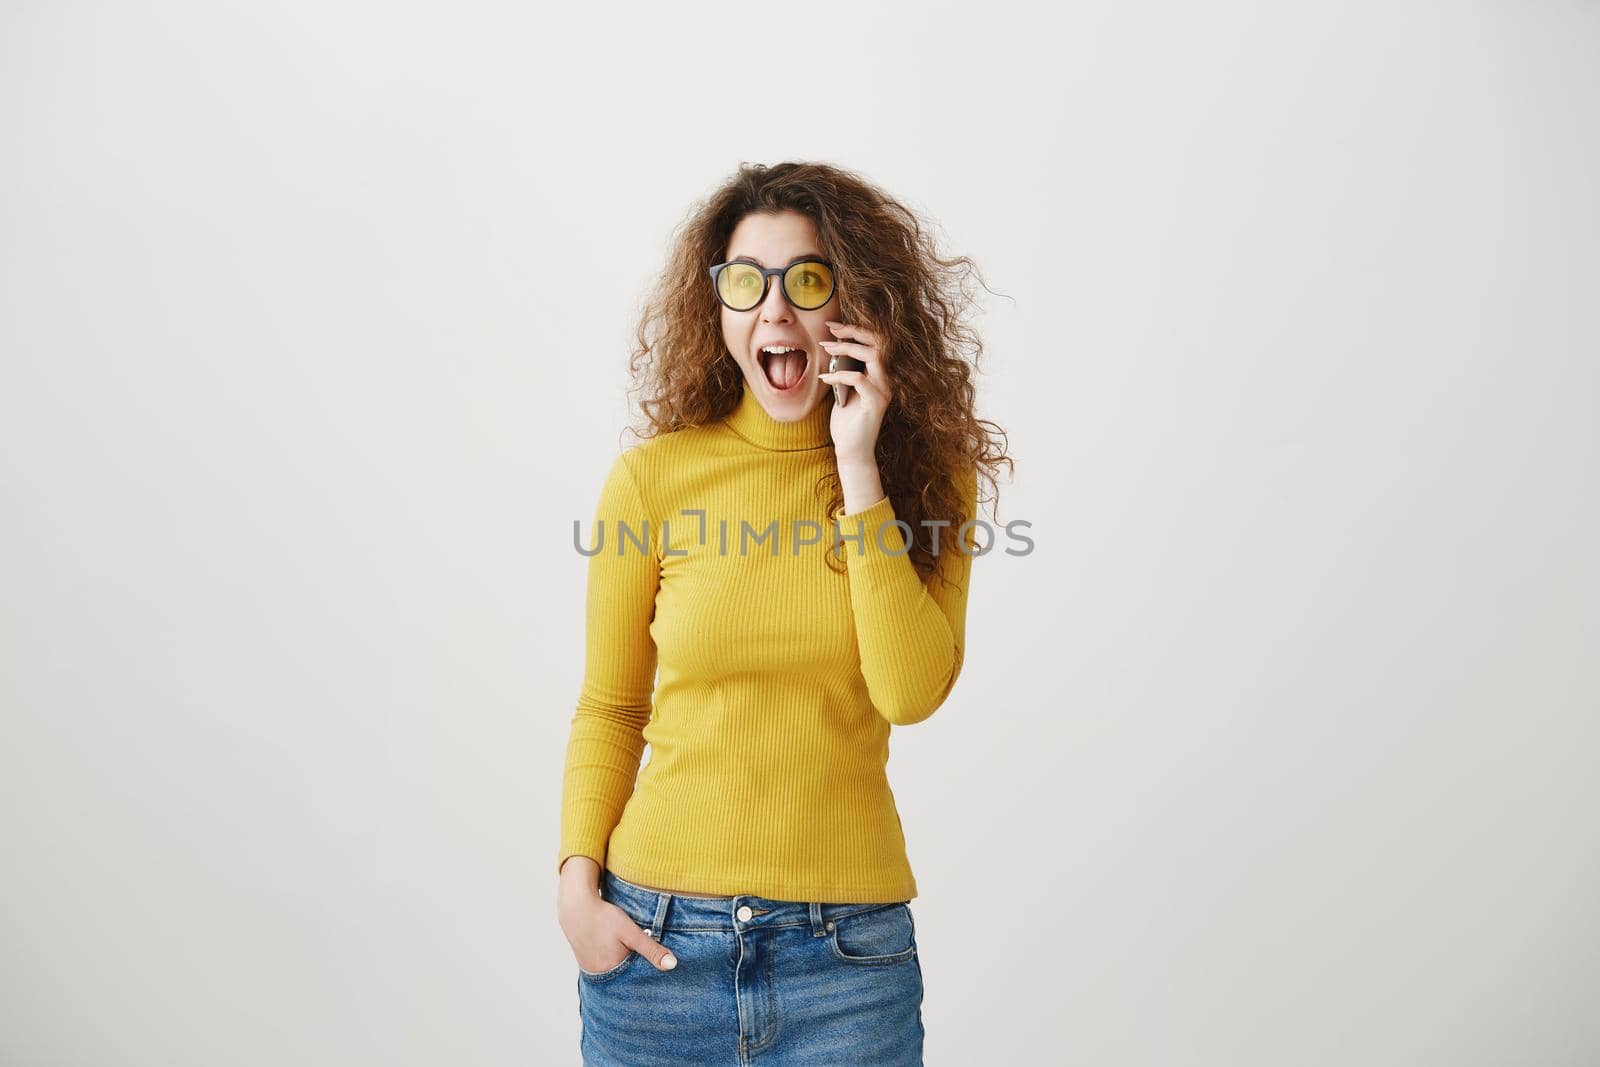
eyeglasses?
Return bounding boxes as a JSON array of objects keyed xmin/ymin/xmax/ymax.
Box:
[{"xmin": 707, "ymin": 258, "xmax": 835, "ymax": 312}]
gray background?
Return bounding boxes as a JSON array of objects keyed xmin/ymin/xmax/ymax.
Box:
[{"xmin": 3, "ymin": 1, "xmax": 1596, "ymax": 1064}]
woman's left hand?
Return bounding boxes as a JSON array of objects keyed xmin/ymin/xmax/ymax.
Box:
[{"xmin": 818, "ymin": 320, "xmax": 893, "ymax": 465}]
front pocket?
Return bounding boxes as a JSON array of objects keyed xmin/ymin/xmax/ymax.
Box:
[
  {"xmin": 827, "ymin": 903, "xmax": 918, "ymax": 965},
  {"xmin": 578, "ymin": 948, "xmax": 640, "ymax": 983}
]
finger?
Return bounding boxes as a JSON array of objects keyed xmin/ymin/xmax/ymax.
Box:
[
  {"xmin": 822, "ymin": 344, "xmax": 891, "ymax": 404},
  {"xmin": 825, "ymin": 320, "xmax": 879, "ymax": 350},
  {"xmin": 818, "ymin": 370, "xmax": 890, "ymax": 408},
  {"xmin": 819, "ymin": 338, "xmax": 880, "ymax": 376},
  {"xmin": 823, "ymin": 330, "xmax": 886, "ymax": 377},
  {"xmin": 624, "ymin": 924, "xmax": 678, "ymax": 971}
]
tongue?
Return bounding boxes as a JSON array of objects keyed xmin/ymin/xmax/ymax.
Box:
[{"xmin": 764, "ymin": 351, "xmax": 804, "ymax": 390}]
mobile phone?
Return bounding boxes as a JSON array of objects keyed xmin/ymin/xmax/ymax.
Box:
[{"xmin": 828, "ymin": 352, "xmax": 867, "ymax": 406}]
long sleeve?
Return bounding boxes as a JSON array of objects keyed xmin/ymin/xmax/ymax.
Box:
[
  {"xmin": 557, "ymin": 450, "xmax": 660, "ymax": 875},
  {"xmin": 830, "ymin": 467, "xmax": 979, "ymax": 726}
]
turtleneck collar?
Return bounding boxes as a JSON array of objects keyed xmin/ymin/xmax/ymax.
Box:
[{"xmin": 722, "ymin": 380, "xmax": 833, "ymax": 452}]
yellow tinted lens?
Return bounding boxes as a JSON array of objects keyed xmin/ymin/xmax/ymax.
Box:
[
  {"xmin": 784, "ymin": 261, "xmax": 834, "ymax": 309},
  {"xmin": 717, "ymin": 263, "xmax": 765, "ymax": 310}
]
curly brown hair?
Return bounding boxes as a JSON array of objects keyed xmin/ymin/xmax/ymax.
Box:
[{"xmin": 625, "ymin": 160, "xmax": 1013, "ymax": 585}]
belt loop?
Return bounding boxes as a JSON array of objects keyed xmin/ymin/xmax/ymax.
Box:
[
  {"xmin": 809, "ymin": 901, "xmax": 826, "ymax": 937},
  {"xmin": 651, "ymin": 893, "xmax": 670, "ymax": 940}
]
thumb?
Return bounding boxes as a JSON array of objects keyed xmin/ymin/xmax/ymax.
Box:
[{"xmin": 625, "ymin": 925, "xmax": 678, "ymax": 972}]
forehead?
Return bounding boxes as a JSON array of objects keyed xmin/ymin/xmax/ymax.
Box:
[{"xmin": 726, "ymin": 210, "xmax": 820, "ymax": 264}]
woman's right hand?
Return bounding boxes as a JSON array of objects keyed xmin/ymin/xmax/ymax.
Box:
[{"xmin": 558, "ymin": 856, "xmax": 678, "ymax": 973}]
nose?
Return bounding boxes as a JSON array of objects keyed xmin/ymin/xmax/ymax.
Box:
[{"xmin": 758, "ymin": 275, "xmax": 794, "ymax": 323}]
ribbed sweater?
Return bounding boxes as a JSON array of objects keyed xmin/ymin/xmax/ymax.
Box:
[{"xmin": 557, "ymin": 382, "xmax": 978, "ymax": 903}]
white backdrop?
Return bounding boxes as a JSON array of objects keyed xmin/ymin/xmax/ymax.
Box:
[{"xmin": 2, "ymin": 2, "xmax": 1596, "ymax": 1064}]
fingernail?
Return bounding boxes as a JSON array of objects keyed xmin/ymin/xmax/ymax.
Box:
[{"xmin": 662, "ymin": 954, "xmax": 678, "ymax": 969}]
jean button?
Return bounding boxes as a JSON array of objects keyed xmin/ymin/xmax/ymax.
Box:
[{"xmin": 736, "ymin": 905, "xmax": 753, "ymax": 922}]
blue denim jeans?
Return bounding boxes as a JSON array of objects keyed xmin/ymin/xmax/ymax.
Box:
[{"xmin": 576, "ymin": 869, "xmax": 926, "ymax": 1065}]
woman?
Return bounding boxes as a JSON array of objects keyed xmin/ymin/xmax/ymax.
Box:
[{"xmin": 556, "ymin": 160, "xmax": 1010, "ymax": 1065}]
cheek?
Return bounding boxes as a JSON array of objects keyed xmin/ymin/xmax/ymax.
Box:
[
  {"xmin": 798, "ymin": 313, "xmax": 832, "ymax": 348},
  {"xmin": 720, "ymin": 311, "xmax": 742, "ymax": 353}
]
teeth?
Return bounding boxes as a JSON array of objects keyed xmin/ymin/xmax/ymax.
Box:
[{"xmin": 760, "ymin": 345, "xmax": 803, "ymax": 355}]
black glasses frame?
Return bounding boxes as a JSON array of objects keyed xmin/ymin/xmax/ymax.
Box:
[{"xmin": 707, "ymin": 258, "xmax": 836, "ymax": 312}]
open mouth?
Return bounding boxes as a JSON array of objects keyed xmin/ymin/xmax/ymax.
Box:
[{"xmin": 757, "ymin": 344, "xmax": 811, "ymax": 393}]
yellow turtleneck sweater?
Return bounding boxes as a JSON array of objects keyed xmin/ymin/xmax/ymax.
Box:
[{"xmin": 558, "ymin": 383, "xmax": 978, "ymax": 903}]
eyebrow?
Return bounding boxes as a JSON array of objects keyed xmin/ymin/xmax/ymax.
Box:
[{"xmin": 728, "ymin": 253, "xmax": 823, "ymax": 268}]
